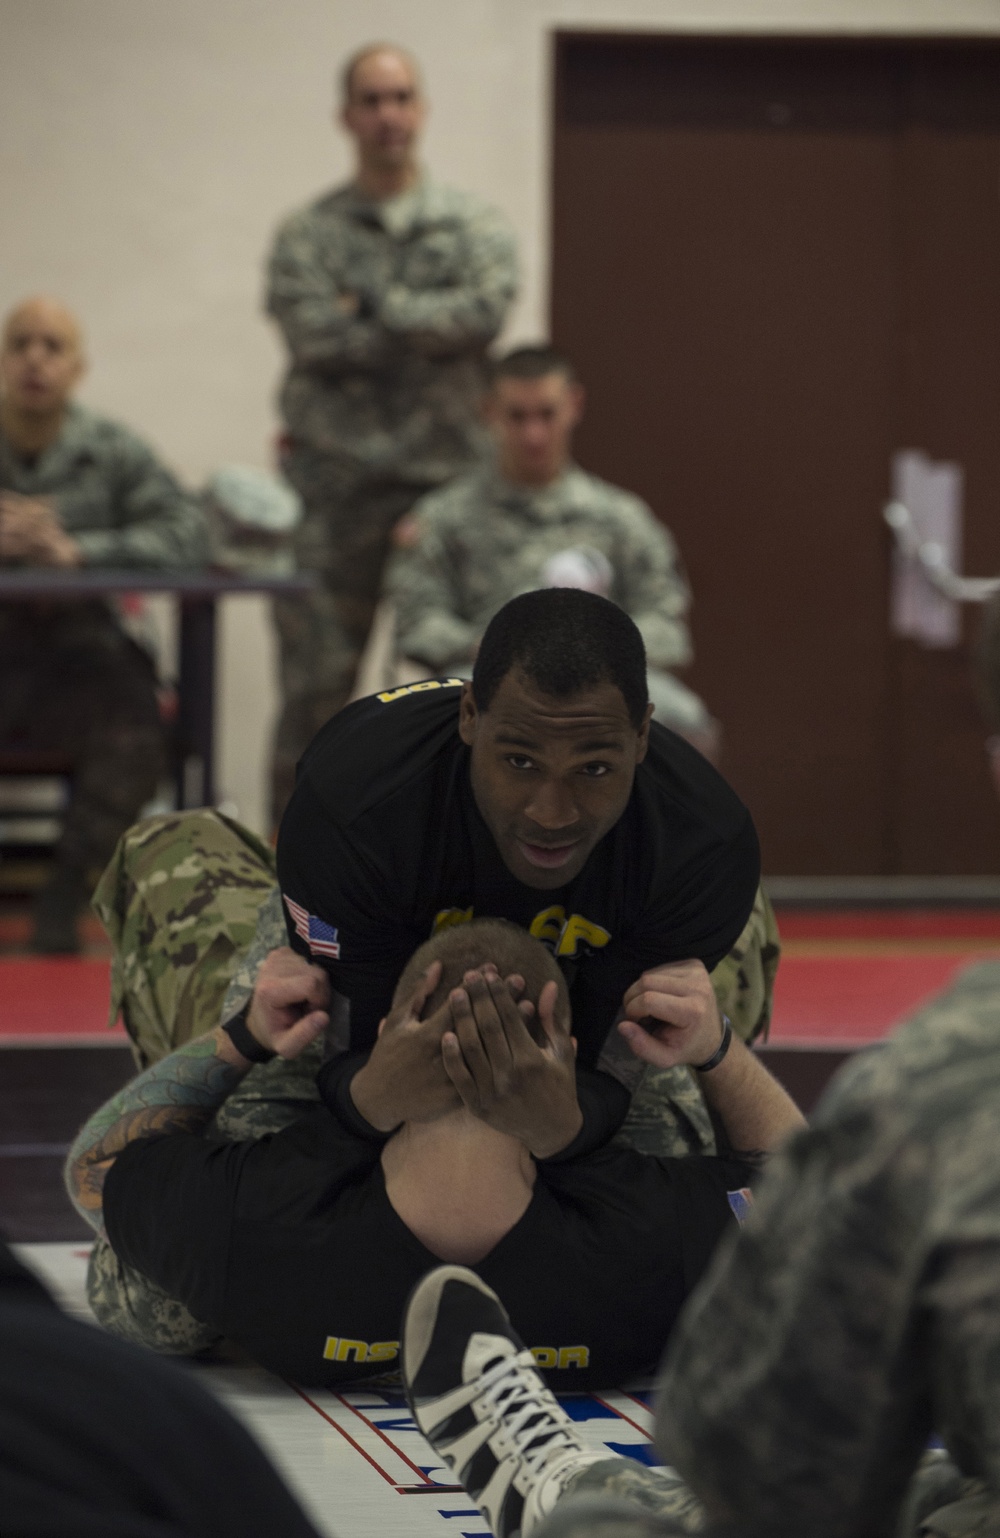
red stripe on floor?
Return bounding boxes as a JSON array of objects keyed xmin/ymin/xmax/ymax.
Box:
[
  {"xmin": 769, "ymin": 954, "xmax": 987, "ymax": 1044},
  {"xmin": 773, "ymin": 908, "xmax": 1000, "ymax": 941},
  {"xmin": 2, "ymin": 921, "xmax": 997, "ymax": 1047},
  {"xmin": 0, "ymin": 958, "xmax": 122, "ymax": 1038}
]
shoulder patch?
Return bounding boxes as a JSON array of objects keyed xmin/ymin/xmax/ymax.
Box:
[
  {"xmin": 727, "ymin": 1187, "xmax": 754, "ymax": 1225},
  {"xmin": 284, "ymin": 895, "xmax": 341, "ymax": 959}
]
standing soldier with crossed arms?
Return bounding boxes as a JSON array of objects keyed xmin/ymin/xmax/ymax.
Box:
[{"xmin": 265, "ymin": 42, "xmax": 518, "ymax": 823}]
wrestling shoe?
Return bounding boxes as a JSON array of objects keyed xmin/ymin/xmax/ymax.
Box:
[{"xmin": 402, "ymin": 1265, "xmax": 607, "ymax": 1538}]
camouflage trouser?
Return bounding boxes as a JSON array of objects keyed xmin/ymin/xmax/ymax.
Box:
[
  {"xmin": 533, "ymin": 1451, "xmax": 997, "ymax": 1538},
  {"xmin": 86, "ymin": 810, "xmax": 779, "ymax": 1347},
  {"xmin": 87, "ymin": 809, "xmax": 330, "ymax": 1353},
  {"xmin": 271, "ymin": 446, "xmax": 433, "ymax": 823},
  {"xmin": 0, "ymin": 603, "xmax": 163, "ymax": 886}
]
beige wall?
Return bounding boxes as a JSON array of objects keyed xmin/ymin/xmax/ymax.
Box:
[{"xmin": 3, "ymin": 0, "xmax": 999, "ymax": 831}]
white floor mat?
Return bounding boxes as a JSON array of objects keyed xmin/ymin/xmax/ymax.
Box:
[{"xmin": 16, "ymin": 1243, "xmax": 662, "ymax": 1538}]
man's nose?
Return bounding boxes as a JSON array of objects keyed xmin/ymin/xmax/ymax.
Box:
[{"xmin": 524, "ymin": 778, "xmax": 579, "ymax": 831}]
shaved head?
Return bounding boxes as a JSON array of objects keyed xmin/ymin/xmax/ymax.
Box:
[
  {"xmin": 340, "ymin": 43, "xmax": 421, "ymax": 105},
  {"xmin": 1, "ymin": 296, "xmax": 85, "ymax": 421},
  {"xmin": 3, "ymin": 296, "xmax": 83, "ymax": 352},
  {"xmin": 338, "ymin": 44, "xmax": 424, "ymax": 198}
]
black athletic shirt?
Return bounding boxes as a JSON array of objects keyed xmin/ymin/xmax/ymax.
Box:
[
  {"xmin": 103, "ymin": 1112, "xmax": 753, "ymax": 1393},
  {"xmin": 277, "ymin": 683, "xmax": 760, "ymax": 1068}
]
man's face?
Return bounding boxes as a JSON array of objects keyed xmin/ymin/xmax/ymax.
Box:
[
  {"xmin": 0, "ymin": 300, "xmax": 84, "ymax": 416},
  {"xmin": 486, "ymin": 372, "xmax": 584, "ymax": 488},
  {"xmin": 341, "ymin": 49, "xmax": 424, "ymax": 171},
  {"xmin": 459, "ymin": 671, "xmax": 651, "ymax": 890}
]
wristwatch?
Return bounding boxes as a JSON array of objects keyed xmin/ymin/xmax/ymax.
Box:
[
  {"xmin": 693, "ymin": 1015, "xmax": 733, "ymax": 1073},
  {"xmin": 222, "ymin": 1002, "xmax": 277, "ymax": 1064}
]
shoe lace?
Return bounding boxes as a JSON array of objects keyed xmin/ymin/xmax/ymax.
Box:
[{"xmin": 473, "ymin": 1353, "xmax": 579, "ymax": 1473}]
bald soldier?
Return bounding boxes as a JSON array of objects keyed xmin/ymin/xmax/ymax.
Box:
[
  {"xmin": 266, "ymin": 43, "xmax": 518, "ymax": 823},
  {"xmin": 0, "ymin": 297, "xmax": 208, "ymax": 951}
]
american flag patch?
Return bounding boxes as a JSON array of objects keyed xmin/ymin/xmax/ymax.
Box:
[
  {"xmin": 283, "ymin": 895, "xmax": 341, "ymax": 959},
  {"xmin": 727, "ymin": 1188, "xmax": 754, "ymax": 1225}
]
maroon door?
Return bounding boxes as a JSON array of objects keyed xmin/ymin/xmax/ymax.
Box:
[{"xmin": 551, "ymin": 35, "xmax": 1000, "ymax": 874}]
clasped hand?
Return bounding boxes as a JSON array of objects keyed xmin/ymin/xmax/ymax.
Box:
[
  {"xmin": 0, "ymin": 492, "xmax": 81, "ymax": 567},
  {"xmin": 244, "ymin": 946, "xmax": 331, "ymax": 1059},
  {"xmin": 351, "ymin": 963, "xmax": 582, "ymax": 1158},
  {"xmin": 617, "ymin": 958, "xmax": 725, "ymax": 1070}
]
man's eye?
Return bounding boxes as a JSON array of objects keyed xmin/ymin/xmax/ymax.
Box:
[
  {"xmin": 506, "ymin": 755, "xmax": 535, "ymax": 771},
  {"xmin": 580, "ymin": 762, "xmax": 610, "ymax": 778}
]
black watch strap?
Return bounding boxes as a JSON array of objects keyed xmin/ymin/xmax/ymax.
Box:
[
  {"xmin": 223, "ymin": 1003, "xmax": 277, "ymax": 1064},
  {"xmin": 694, "ymin": 1015, "xmax": 733, "ymax": 1074}
]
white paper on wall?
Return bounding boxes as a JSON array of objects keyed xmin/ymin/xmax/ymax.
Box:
[{"xmin": 890, "ymin": 450, "xmax": 963, "ymax": 648}]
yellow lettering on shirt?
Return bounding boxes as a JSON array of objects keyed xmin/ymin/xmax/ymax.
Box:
[
  {"xmin": 530, "ymin": 1345, "xmax": 590, "ymax": 1370},
  {"xmin": 530, "ymin": 906, "xmax": 611, "ymax": 957},
  {"xmin": 530, "ymin": 906, "xmax": 566, "ymax": 946},
  {"xmin": 433, "ymin": 907, "xmax": 474, "ymax": 933},
  {"xmin": 322, "ymin": 1336, "xmax": 400, "ymax": 1364},
  {"xmin": 555, "ymin": 914, "xmax": 611, "ymax": 958},
  {"xmin": 376, "ymin": 679, "xmax": 464, "ymax": 702},
  {"xmin": 367, "ymin": 1340, "xmax": 401, "ymax": 1362}
]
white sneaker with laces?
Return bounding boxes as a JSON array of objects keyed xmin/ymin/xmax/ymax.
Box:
[{"xmin": 402, "ymin": 1265, "xmax": 608, "ymax": 1537}]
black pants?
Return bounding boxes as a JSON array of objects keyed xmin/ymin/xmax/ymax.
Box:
[{"xmin": 0, "ymin": 601, "xmax": 164, "ymax": 882}]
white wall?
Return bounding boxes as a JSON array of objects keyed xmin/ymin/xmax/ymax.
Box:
[{"xmin": 3, "ymin": 0, "xmax": 999, "ymax": 831}]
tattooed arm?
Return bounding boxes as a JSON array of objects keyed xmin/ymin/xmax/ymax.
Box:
[{"xmin": 65, "ymin": 957, "xmax": 329, "ymax": 1236}]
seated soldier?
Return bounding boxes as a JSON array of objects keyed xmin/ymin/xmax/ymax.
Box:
[
  {"xmin": 386, "ymin": 345, "xmax": 718, "ymax": 758},
  {"xmin": 0, "ymin": 295, "xmax": 208, "ymax": 952},
  {"xmin": 65, "ymin": 918, "xmax": 802, "ymax": 1390}
]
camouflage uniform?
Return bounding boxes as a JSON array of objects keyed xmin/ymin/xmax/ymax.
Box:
[
  {"xmin": 538, "ymin": 960, "xmax": 1000, "ymax": 1538},
  {"xmin": 387, "ymin": 462, "xmax": 712, "ymax": 737},
  {"xmin": 0, "ymin": 404, "xmax": 209, "ymax": 912},
  {"xmin": 265, "ymin": 179, "xmax": 518, "ymax": 819},
  {"xmin": 86, "ymin": 810, "xmax": 330, "ymax": 1353},
  {"xmin": 84, "ymin": 812, "xmax": 777, "ymax": 1350}
]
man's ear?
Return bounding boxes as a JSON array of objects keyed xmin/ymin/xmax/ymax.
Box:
[
  {"xmin": 377, "ymin": 1015, "xmax": 388, "ymax": 1038},
  {"xmin": 566, "ymin": 381, "xmax": 585, "ymax": 429},
  {"xmin": 634, "ymin": 701, "xmax": 654, "ymax": 764},
  {"xmin": 458, "ymin": 681, "xmax": 479, "ymax": 746}
]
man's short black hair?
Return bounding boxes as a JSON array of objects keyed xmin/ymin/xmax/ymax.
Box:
[
  {"xmin": 472, "ymin": 590, "xmax": 649, "ymax": 729},
  {"xmin": 491, "ymin": 345, "xmax": 576, "ymax": 386}
]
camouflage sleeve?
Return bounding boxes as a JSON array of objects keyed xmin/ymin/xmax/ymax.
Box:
[
  {"xmin": 219, "ymin": 886, "xmax": 288, "ymax": 1025},
  {"xmin": 378, "ymin": 206, "xmax": 518, "ymax": 356},
  {"xmin": 265, "ymin": 217, "xmax": 392, "ymax": 372},
  {"xmin": 69, "ymin": 435, "xmax": 209, "ymax": 570},
  {"xmin": 654, "ymin": 1057, "xmax": 935, "ymax": 1536},
  {"xmin": 386, "ymin": 502, "xmax": 479, "ymax": 668},
  {"xmin": 614, "ymin": 500, "xmax": 693, "ymax": 670},
  {"xmin": 709, "ymin": 884, "xmax": 781, "ymax": 1045}
]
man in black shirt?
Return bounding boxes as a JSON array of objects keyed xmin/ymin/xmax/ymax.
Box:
[
  {"xmin": 277, "ymin": 589, "xmax": 760, "ymax": 1159},
  {"xmin": 67, "ymin": 919, "xmax": 802, "ymax": 1389}
]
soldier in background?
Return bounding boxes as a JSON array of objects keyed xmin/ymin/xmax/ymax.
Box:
[
  {"xmin": 265, "ymin": 42, "xmax": 518, "ymax": 823},
  {"xmin": 387, "ymin": 345, "xmax": 717, "ymax": 759},
  {"xmin": 0, "ymin": 296, "xmax": 208, "ymax": 953}
]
